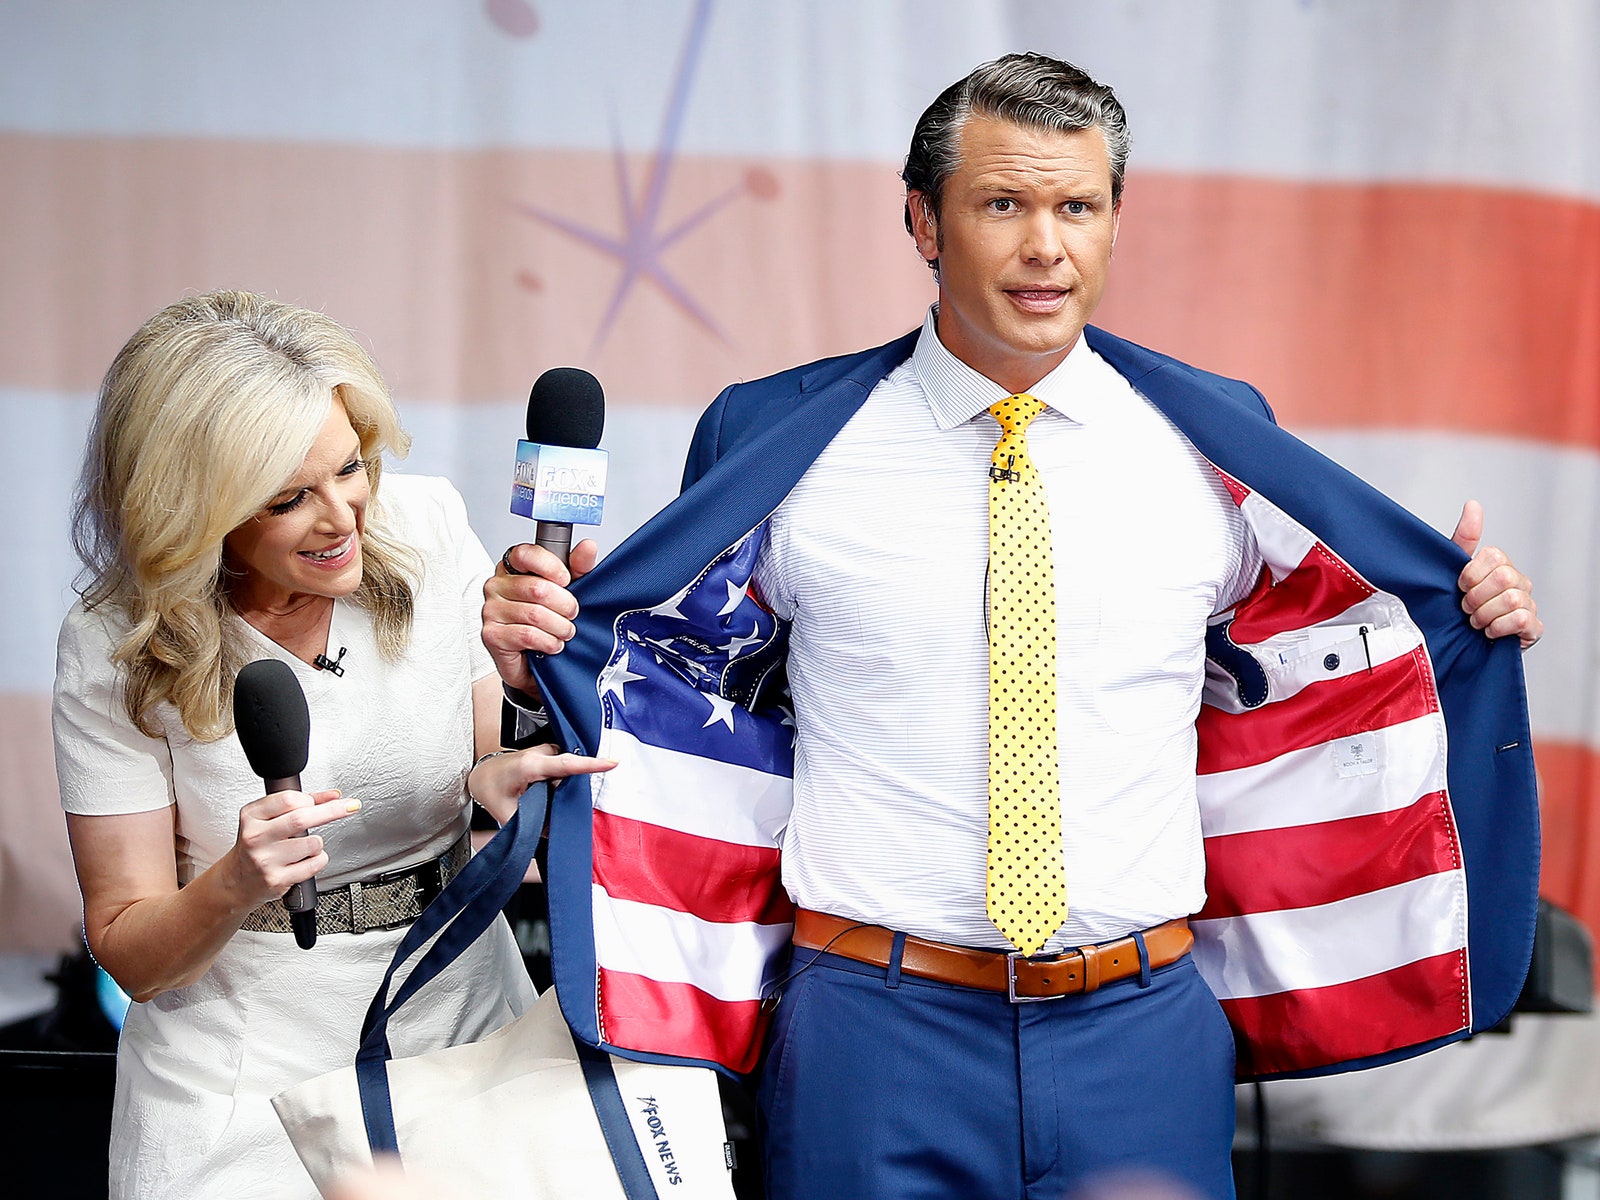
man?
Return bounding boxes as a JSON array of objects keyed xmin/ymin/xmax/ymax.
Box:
[{"xmin": 484, "ymin": 54, "xmax": 1542, "ymax": 1200}]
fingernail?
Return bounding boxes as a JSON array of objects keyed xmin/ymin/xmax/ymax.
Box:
[{"xmin": 346, "ymin": 799, "xmax": 363, "ymax": 813}]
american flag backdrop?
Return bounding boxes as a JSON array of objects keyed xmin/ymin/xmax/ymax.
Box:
[{"xmin": 2, "ymin": 0, "xmax": 1597, "ymax": 1145}]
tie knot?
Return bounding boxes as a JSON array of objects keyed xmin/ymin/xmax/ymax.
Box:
[{"xmin": 989, "ymin": 393, "xmax": 1045, "ymax": 436}]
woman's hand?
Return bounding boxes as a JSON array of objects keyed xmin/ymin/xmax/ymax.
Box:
[
  {"xmin": 69, "ymin": 787, "xmax": 357, "ymax": 1002},
  {"xmin": 223, "ymin": 787, "xmax": 363, "ymax": 910},
  {"xmin": 467, "ymin": 744, "xmax": 616, "ymax": 825}
]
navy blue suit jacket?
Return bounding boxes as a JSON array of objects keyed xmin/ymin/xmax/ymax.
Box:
[{"xmin": 533, "ymin": 325, "xmax": 1538, "ymax": 1080}]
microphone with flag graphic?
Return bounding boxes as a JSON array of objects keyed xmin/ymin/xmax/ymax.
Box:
[
  {"xmin": 233, "ymin": 658, "xmax": 318, "ymax": 950},
  {"xmin": 500, "ymin": 367, "xmax": 607, "ymax": 745},
  {"xmin": 511, "ymin": 367, "xmax": 607, "ymax": 567}
]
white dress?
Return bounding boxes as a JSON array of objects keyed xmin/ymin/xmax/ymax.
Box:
[{"xmin": 52, "ymin": 475, "xmax": 535, "ymax": 1200}]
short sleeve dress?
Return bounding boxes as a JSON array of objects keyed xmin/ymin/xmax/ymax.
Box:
[{"xmin": 52, "ymin": 475, "xmax": 535, "ymax": 1200}]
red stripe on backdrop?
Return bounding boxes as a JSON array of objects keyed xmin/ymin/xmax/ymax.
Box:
[
  {"xmin": 1532, "ymin": 740, "xmax": 1600, "ymax": 985},
  {"xmin": 1227, "ymin": 542, "xmax": 1376, "ymax": 644},
  {"xmin": 1196, "ymin": 649, "xmax": 1438, "ymax": 774},
  {"xmin": 1100, "ymin": 173, "xmax": 1600, "ymax": 446},
  {"xmin": 1224, "ymin": 950, "xmax": 1468, "ymax": 1078},
  {"xmin": 4, "ymin": 136, "xmax": 1600, "ymax": 447},
  {"xmin": 1197, "ymin": 794, "xmax": 1459, "ymax": 920},
  {"xmin": 592, "ymin": 809, "xmax": 795, "ymax": 926},
  {"xmin": 0, "ymin": 133, "xmax": 929, "ymax": 405},
  {"xmin": 598, "ymin": 969, "xmax": 767, "ymax": 1074}
]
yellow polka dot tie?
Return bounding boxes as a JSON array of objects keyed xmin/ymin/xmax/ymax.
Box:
[{"xmin": 986, "ymin": 393, "xmax": 1066, "ymax": 956}]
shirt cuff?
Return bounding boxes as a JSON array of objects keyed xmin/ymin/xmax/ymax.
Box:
[{"xmin": 501, "ymin": 684, "xmax": 555, "ymax": 748}]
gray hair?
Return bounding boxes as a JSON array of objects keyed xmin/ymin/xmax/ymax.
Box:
[{"xmin": 901, "ymin": 53, "xmax": 1130, "ymax": 266}]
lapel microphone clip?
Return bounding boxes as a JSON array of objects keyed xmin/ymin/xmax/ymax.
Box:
[{"xmin": 312, "ymin": 646, "xmax": 347, "ymax": 676}]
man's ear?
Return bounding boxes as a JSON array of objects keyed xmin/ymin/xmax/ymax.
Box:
[{"xmin": 907, "ymin": 190, "xmax": 939, "ymax": 263}]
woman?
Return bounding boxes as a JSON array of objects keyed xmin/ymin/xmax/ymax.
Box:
[{"xmin": 53, "ymin": 291, "xmax": 610, "ymax": 1199}]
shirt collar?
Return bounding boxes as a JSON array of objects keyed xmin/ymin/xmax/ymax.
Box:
[{"xmin": 912, "ymin": 305, "xmax": 1098, "ymax": 431}]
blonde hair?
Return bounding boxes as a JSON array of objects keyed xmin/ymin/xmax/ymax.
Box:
[{"xmin": 72, "ymin": 291, "xmax": 421, "ymax": 741}]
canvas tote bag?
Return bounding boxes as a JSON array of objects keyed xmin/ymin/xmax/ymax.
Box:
[{"xmin": 272, "ymin": 783, "xmax": 737, "ymax": 1199}]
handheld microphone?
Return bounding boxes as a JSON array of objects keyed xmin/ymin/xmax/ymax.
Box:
[
  {"xmin": 510, "ymin": 366, "xmax": 607, "ymax": 567},
  {"xmin": 233, "ymin": 658, "xmax": 318, "ymax": 950}
]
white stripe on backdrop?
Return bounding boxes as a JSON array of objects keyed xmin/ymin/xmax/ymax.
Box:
[
  {"xmin": 3, "ymin": 0, "xmax": 1598, "ymax": 1148},
  {"xmin": 4, "ymin": 1, "xmax": 1598, "ymax": 198}
]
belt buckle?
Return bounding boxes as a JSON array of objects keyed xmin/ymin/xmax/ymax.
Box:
[
  {"xmin": 1006, "ymin": 951, "xmax": 1062, "ymax": 1004},
  {"xmin": 420, "ymin": 847, "xmax": 456, "ymax": 907}
]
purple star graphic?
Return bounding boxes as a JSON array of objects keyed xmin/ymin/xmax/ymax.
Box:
[{"xmin": 514, "ymin": 0, "xmax": 767, "ymax": 351}]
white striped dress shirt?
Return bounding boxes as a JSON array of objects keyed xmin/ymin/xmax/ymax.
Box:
[{"xmin": 754, "ymin": 308, "xmax": 1263, "ymax": 950}]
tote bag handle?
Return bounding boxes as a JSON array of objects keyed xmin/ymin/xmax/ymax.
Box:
[{"xmin": 352, "ymin": 782, "xmax": 659, "ymax": 1200}]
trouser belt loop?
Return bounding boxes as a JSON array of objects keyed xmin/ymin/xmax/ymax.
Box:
[
  {"xmin": 1133, "ymin": 929, "xmax": 1152, "ymax": 989},
  {"xmin": 885, "ymin": 931, "xmax": 907, "ymax": 990},
  {"xmin": 1080, "ymin": 942, "xmax": 1102, "ymax": 993}
]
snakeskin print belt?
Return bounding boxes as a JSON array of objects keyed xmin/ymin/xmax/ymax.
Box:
[{"xmin": 239, "ymin": 831, "xmax": 472, "ymax": 936}]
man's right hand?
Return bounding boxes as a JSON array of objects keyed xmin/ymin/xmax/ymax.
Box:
[{"xmin": 482, "ymin": 539, "xmax": 599, "ymax": 692}]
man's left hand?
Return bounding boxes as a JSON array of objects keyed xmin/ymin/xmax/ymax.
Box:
[{"xmin": 1452, "ymin": 500, "xmax": 1542, "ymax": 649}]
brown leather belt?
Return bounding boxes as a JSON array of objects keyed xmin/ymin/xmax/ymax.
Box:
[{"xmin": 792, "ymin": 909, "xmax": 1193, "ymax": 1003}]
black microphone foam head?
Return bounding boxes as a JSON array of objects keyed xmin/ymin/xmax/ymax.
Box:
[
  {"xmin": 526, "ymin": 367, "xmax": 605, "ymax": 449},
  {"xmin": 233, "ymin": 658, "xmax": 311, "ymax": 780}
]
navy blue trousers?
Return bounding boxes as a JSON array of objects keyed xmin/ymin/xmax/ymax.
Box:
[{"xmin": 757, "ymin": 946, "xmax": 1236, "ymax": 1200}]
